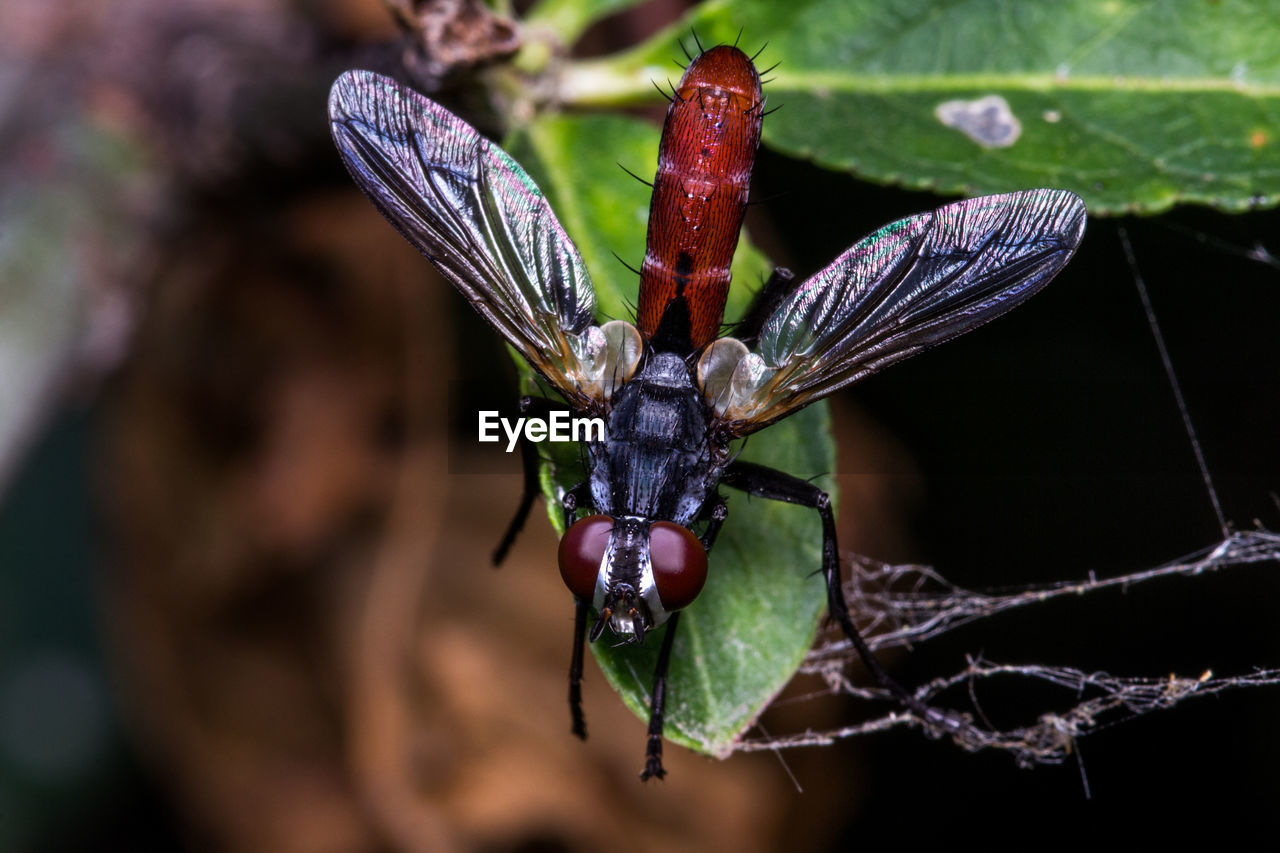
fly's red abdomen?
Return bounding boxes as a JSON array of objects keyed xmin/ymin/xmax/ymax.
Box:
[{"xmin": 637, "ymin": 45, "xmax": 763, "ymax": 352}]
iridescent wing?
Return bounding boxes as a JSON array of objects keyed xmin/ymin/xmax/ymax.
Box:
[
  {"xmin": 329, "ymin": 70, "xmax": 640, "ymax": 409},
  {"xmin": 699, "ymin": 189, "xmax": 1086, "ymax": 434}
]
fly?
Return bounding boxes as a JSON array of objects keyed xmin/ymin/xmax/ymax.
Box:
[{"xmin": 329, "ymin": 44, "xmax": 1087, "ymax": 780}]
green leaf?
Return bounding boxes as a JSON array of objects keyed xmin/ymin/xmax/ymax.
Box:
[
  {"xmin": 560, "ymin": 0, "xmax": 1280, "ymax": 214},
  {"xmin": 504, "ymin": 113, "xmax": 834, "ymax": 756},
  {"xmin": 523, "ymin": 0, "xmax": 652, "ymax": 44}
]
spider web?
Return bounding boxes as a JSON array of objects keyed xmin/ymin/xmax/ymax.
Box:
[
  {"xmin": 735, "ymin": 530, "xmax": 1280, "ymax": 766},
  {"xmin": 732, "ymin": 226, "xmax": 1280, "ymax": 769}
]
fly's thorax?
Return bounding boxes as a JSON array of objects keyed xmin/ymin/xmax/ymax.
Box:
[
  {"xmin": 638, "ymin": 351, "xmax": 699, "ymax": 387},
  {"xmin": 590, "ymin": 352, "xmax": 720, "ymax": 524}
]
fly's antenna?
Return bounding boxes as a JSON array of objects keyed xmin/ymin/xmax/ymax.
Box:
[{"xmin": 618, "ymin": 162, "xmax": 653, "ymax": 188}]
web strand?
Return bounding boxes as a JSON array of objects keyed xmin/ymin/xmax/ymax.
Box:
[
  {"xmin": 1119, "ymin": 226, "xmax": 1229, "ymax": 538},
  {"xmin": 734, "ymin": 530, "xmax": 1280, "ymax": 764}
]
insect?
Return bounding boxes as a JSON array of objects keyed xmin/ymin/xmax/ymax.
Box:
[{"xmin": 329, "ymin": 43, "xmax": 1086, "ymax": 780}]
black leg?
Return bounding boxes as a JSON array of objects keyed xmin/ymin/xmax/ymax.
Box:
[
  {"xmin": 569, "ymin": 596, "xmax": 588, "ymax": 740},
  {"xmin": 492, "ymin": 429, "xmax": 540, "ymax": 566},
  {"xmin": 563, "ymin": 484, "xmax": 597, "ymax": 737},
  {"xmin": 492, "ymin": 396, "xmax": 576, "ymax": 565},
  {"xmin": 639, "ymin": 611, "xmax": 681, "ymax": 781},
  {"xmin": 630, "ymin": 499, "xmax": 723, "ymax": 777},
  {"xmin": 735, "ymin": 267, "xmax": 795, "ymax": 348},
  {"xmin": 722, "ymin": 460, "xmax": 971, "ymax": 737},
  {"xmin": 700, "ymin": 496, "xmax": 729, "ymax": 551}
]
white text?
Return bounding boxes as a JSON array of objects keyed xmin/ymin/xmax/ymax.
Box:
[{"xmin": 478, "ymin": 410, "xmax": 606, "ymax": 452}]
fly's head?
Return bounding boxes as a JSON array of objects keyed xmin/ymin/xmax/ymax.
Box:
[{"xmin": 558, "ymin": 514, "xmax": 707, "ymax": 644}]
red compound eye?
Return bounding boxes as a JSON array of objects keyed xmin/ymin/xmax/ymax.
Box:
[
  {"xmin": 648, "ymin": 522, "xmax": 707, "ymax": 611},
  {"xmin": 558, "ymin": 515, "xmax": 612, "ymax": 599}
]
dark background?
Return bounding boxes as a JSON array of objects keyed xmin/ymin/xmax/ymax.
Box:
[{"xmin": 2, "ymin": 1, "xmax": 1277, "ymax": 850}]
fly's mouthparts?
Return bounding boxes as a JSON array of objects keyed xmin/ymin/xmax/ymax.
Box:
[{"xmin": 590, "ymin": 584, "xmax": 655, "ymax": 643}]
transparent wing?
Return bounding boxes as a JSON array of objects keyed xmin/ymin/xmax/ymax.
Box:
[
  {"xmin": 700, "ymin": 190, "xmax": 1087, "ymax": 434},
  {"xmin": 329, "ymin": 70, "xmax": 639, "ymax": 408}
]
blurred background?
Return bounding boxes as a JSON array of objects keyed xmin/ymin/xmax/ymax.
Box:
[{"xmin": 2, "ymin": 0, "xmax": 1278, "ymax": 850}]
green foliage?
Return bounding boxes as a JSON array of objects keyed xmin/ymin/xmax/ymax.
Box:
[{"xmin": 557, "ymin": 0, "xmax": 1280, "ymax": 213}]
